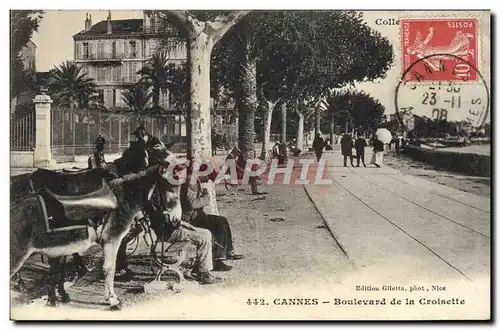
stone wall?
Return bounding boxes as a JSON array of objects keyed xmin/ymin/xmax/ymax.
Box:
[{"xmin": 403, "ymin": 145, "xmax": 490, "ymax": 177}]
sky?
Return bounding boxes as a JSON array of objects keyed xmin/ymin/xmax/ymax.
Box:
[
  {"xmin": 31, "ymin": 10, "xmax": 400, "ymax": 113},
  {"xmin": 30, "ymin": 10, "xmax": 490, "ymax": 118},
  {"xmin": 32, "ymin": 10, "xmax": 143, "ymax": 71}
]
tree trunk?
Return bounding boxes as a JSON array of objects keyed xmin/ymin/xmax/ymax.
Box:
[
  {"xmin": 187, "ymin": 35, "xmax": 213, "ymax": 159},
  {"xmin": 238, "ymin": 55, "xmax": 261, "ymax": 194},
  {"xmin": 11, "ymin": 96, "xmax": 18, "ymax": 114},
  {"xmin": 297, "ymin": 112, "xmax": 304, "ymax": 151},
  {"xmin": 260, "ymin": 100, "xmax": 274, "ymax": 160},
  {"xmin": 238, "ymin": 55, "xmax": 257, "ymax": 161},
  {"xmin": 329, "ymin": 113, "xmax": 334, "ymax": 145},
  {"xmin": 279, "ymin": 102, "xmax": 287, "ymax": 162},
  {"xmin": 167, "ymin": 10, "xmax": 248, "ymax": 215},
  {"xmin": 153, "ymin": 85, "xmax": 160, "ymax": 109},
  {"xmin": 187, "ymin": 34, "xmax": 218, "ymax": 214},
  {"xmin": 315, "ymin": 106, "xmax": 321, "ymax": 134}
]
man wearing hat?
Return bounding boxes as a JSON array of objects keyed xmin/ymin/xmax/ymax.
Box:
[
  {"xmin": 180, "ymin": 162, "xmax": 244, "ymax": 272},
  {"xmin": 146, "ymin": 145, "xmax": 223, "ymax": 284},
  {"xmin": 114, "ymin": 143, "xmax": 178, "ymax": 280}
]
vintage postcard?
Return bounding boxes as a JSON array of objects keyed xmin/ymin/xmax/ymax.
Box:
[{"xmin": 9, "ymin": 9, "xmax": 491, "ymax": 320}]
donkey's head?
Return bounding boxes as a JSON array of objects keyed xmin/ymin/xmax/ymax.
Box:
[{"xmin": 148, "ymin": 144, "xmax": 188, "ymax": 185}]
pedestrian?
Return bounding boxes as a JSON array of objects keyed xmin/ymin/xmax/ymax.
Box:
[
  {"xmin": 340, "ymin": 134, "xmax": 355, "ymax": 167},
  {"xmin": 370, "ymin": 136, "xmax": 385, "ymax": 168},
  {"xmin": 272, "ymin": 141, "xmax": 286, "ymax": 164},
  {"xmin": 132, "ymin": 124, "xmax": 148, "ymax": 143},
  {"xmin": 354, "ymin": 134, "xmax": 367, "ymax": 167},
  {"xmin": 395, "ymin": 136, "xmax": 401, "ymax": 156},
  {"xmin": 94, "ymin": 134, "xmax": 106, "ymax": 165},
  {"xmin": 312, "ymin": 134, "xmax": 325, "ymax": 161}
]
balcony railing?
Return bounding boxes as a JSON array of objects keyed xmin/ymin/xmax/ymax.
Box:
[
  {"xmin": 76, "ymin": 52, "xmax": 140, "ymax": 61},
  {"xmin": 120, "ymin": 76, "xmax": 140, "ymax": 84}
]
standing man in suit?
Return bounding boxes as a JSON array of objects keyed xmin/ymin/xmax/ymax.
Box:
[{"xmin": 354, "ymin": 134, "xmax": 367, "ymax": 167}]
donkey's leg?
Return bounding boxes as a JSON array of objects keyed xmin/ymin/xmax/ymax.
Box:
[
  {"xmin": 46, "ymin": 257, "xmax": 63, "ymax": 307},
  {"xmin": 10, "ymin": 247, "xmax": 31, "ymax": 279},
  {"xmin": 72, "ymin": 253, "xmax": 88, "ymax": 278},
  {"xmin": 54, "ymin": 256, "xmax": 72, "ymax": 303},
  {"xmin": 12, "ymin": 272, "xmax": 26, "ymax": 292},
  {"xmin": 57, "ymin": 269, "xmax": 71, "ymax": 303},
  {"xmin": 102, "ymin": 239, "xmax": 122, "ymax": 310}
]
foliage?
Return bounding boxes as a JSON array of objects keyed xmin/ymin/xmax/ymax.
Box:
[
  {"xmin": 164, "ymin": 62, "xmax": 189, "ymax": 112},
  {"xmin": 137, "ymin": 52, "xmax": 171, "ymax": 109},
  {"xmin": 411, "ymin": 117, "xmax": 475, "ymax": 138},
  {"xmin": 322, "ymin": 90, "xmax": 386, "ymax": 134},
  {"xmin": 14, "ymin": 100, "xmax": 35, "ymax": 117},
  {"xmin": 264, "ymin": 11, "xmax": 393, "ymax": 105},
  {"xmin": 10, "ymin": 10, "xmax": 44, "ymax": 99},
  {"xmin": 211, "ymin": 11, "xmax": 394, "ymax": 128},
  {"xmin": 47, "ymin": 61, "xmax": 99, "ymax": 108},
  {"xmin": 121, "ymin": 84, "xmax": 153, "ymax": 114}
]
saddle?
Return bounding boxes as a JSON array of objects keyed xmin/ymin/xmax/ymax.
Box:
[
  {"xmin": 30, "ymin": 168, "xmax": 107, "ymax": 195},
  {"xmin": 38, "ymin": 180, "xmax": 118, "ymax": 232},
  {"xmin": 30, "ymin": 168, "xmax": 118, "ymax": 232}
]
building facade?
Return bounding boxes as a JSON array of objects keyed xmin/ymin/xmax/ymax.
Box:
[{"xmin": 73, "ymin": 11, "xmax": 186, "ymax": 109}]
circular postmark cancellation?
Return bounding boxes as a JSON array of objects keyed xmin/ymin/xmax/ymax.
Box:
[{"xmin": 395, "ymin": 53, "xmax": 490, "ymax": 134}]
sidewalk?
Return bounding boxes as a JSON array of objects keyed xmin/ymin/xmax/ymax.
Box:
[{"xmin": 305, "ymin": 150, "xmax": 490, "ymax": 284}]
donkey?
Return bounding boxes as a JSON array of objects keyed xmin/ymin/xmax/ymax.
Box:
[{"xmin": 10, "ymin": 163, "xmax": 172, "ymax": 310}]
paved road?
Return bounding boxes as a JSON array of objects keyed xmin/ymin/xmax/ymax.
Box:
[{"xmin": 305, "ymin": 150, "xmax": 490, "ymax": 285}]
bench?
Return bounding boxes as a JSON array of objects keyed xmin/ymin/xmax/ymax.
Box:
[{"xmin": 151, "ymin": 240, "xmax": 193, "ymax": 283}]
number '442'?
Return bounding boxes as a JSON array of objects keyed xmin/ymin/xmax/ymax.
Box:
[{"xmin": 246, "ymin": 298, "xmax": 266, "ymax": 305}]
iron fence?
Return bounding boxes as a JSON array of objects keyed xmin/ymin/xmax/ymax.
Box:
[
  {"xmin": 10, "ymin": 111, "xmax": 35, "ymax": 151},
  {"xmin": 50, "ymin": 107, "xmax": 187, "ymax": 162}
]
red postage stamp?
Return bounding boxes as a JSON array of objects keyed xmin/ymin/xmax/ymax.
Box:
[{"xmin": 401, "ymin": 18, "xmax": 479, "ymax": 82}]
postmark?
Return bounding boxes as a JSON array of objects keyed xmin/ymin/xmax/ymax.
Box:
[
  {"xmin": 401, "ymin": 18, "xmax": 479, "ymax": 82},
  {"xmin": 395, "ymin": 54, "xmax": 490, "ymax": 134}
]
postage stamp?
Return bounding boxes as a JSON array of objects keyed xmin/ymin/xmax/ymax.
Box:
[{"xmin": 401, "ymin": 18, "xmax": 479, "ymax": 82}]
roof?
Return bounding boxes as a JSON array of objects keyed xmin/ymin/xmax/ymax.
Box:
[{"xmin": 74, "ymin": 19, "xmax": 144, "ymax": 37}]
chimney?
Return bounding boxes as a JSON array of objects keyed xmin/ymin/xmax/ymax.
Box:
[
  {"xmin": 106, "ymin": 10, "xmax": 112, "ymax": 34},
  {"xmin": 84, "ymin": 13, "xmax": 89, "ymax": 30},
  {"xmin": 84, "ymin": 13, "xmax": 92, "ymax": 31}
]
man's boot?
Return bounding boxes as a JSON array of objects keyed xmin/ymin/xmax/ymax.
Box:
[
  {"xmin": 197, "ymin": 271, "xmax": 223, "ymax": 285},
  {"xmin": 213, "ymin": 260, "xmax": 233, "ymax": 271}
]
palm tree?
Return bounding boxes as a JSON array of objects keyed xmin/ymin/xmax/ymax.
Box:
[
  {"xmin": 48, "ymin": 61, "xmax": 98, "ymax": 108},
  {"xmin": 137, "ymin": 52, "xmax": 169, "ymax": 110},
  {"xmin": 121, "ymin": 83, "xmax": 153, "ymax": 114}
]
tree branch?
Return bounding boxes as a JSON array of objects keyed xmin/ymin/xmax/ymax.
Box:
[
  {"xmin": 165, "ymin": 10, "xmax": 194, "ymax": 35},
  {"xmin": 204, "ymin": 11, "xmax": 250, "ymax": 41}
]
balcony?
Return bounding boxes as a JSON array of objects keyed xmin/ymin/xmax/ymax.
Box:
[
  {"xmin": 76, "ymin": 52, "xmax": 141, "ymax": 63},
  {"xmin": 120, "ymin": 76, "xmax": 139, "ymax": 84}
]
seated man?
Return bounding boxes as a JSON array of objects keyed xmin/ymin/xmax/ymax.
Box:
[
  {"xmin": 180, "ymin": 164, "xmax": 244, "ymax": 271},
  {"xmin": 147, "ymin": 146, "xmax": 222, "ymax": 285}
]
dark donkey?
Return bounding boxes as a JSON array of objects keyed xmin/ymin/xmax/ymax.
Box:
[
  {"xmin": 87, "ymin": 133, "xmax": 169, "ymax": 275},
  {"xmin": 10, "ymin": 162, "xmax": 173, "ymax": 310}
]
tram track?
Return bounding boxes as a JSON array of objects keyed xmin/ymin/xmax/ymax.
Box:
[
  {"xmin": 382, "ymin": 173, "xmax": 490, "ymax": 214},
  {"xmin": 327, "ymin": 171, "xmax": 473, "ymax": 282},
  {"xmin": 342, "ymin": 168, "xmax": 490, "ymax": 239}
]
